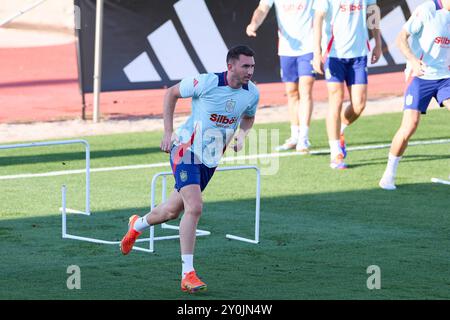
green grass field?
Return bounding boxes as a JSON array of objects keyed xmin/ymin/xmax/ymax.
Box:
[{"xmin": 0, "ymin": 110, "xmax": 449, "ymax": 300}]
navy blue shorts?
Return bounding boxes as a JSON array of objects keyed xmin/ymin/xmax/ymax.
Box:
[
  {"xmin": 404, "ymin": 77, "xmax": 450, "ymax": 114},
  {"xmin": 280, "ymin": 53, "xmax": 315, "ymax": 82},
  {"xmin": 325, "ymin": 56, "xmax": 368, "ymax": 86},
  {"xmin": 170, "ymin": 145, "xmax": 216, "ymax": 192}
]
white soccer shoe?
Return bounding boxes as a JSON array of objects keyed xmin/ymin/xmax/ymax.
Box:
[
  {"xmin": 379, "ymin": 175, "xmax": 397, "ymax": 190},
  {"xmin": 275, "ymin": 137, "xmax": 298, "ymax": 151},
  {"xmin": 296, "ymin": 139, "xmax": 311, "ymax": 154}
]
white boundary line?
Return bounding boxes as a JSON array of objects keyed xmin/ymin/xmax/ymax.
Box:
[{"xmin": 1, "ymin": 138, "xmax": 449, "ymax": 181}]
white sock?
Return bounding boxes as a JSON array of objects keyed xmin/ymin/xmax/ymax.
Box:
[
  {"xmin": 290, "ymin": 125, "xmax": 299, "ymax": 141},
  {"xmin": 182, "ymin": 254, "xmax": 194, "ymax": 278},
  {"xmin": 329, "ymin": 140, "xmax": 341, "ymax": 159},
  {"xmin": 133, "ymin": 214, "xmax": 150, "ymax": 232},
  {"xmin": 299, "ymin": 125, "xmax": 309, "ymax": 140},
  {"xmin": 384, "ymin": 153, "xmax": 402, "ymax": 178},
  {"xmin": 340, "ymin": 123, "xmax": 348, "ymax": 135}
]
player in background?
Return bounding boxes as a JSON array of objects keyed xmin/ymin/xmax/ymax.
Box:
[
  {"xmin": 247, "ymin": 0, "xmax": 315, "ymax": 153},
  {"xmin": 119, "ymin": 45, "xmax": 260, "ymax": 293},
  {"xmin": 313, "ymin": 0, "xmax": 382, "ymax": 169},
  {"xmin": 379, "ymin": 0, "xmax": 450, "ymax": 190}
]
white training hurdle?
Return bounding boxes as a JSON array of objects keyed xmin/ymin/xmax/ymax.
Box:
[
  {"xmin": 0, "ymin": 139, "xmax": 91, "ymax": 215},
  {"xmin": 129, "ymin": 166, "xmax": 261, "ymax": 253},
  {"xmin": 21, "ymin": 140, "xmax": 261, "ymax": 253}
]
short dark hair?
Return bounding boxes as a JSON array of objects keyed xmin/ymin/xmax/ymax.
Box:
[{"xmin": 226, "ymin": 45, "xmax": 255, "ymax": 63}]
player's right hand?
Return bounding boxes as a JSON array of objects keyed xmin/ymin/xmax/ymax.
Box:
[
  {"xmin": 160, "ymin": 132, "xmax": 173, "ymax": 153},
  {"xmin": 411, "ymin": 58, "xmax": 426, "ymax": 77},
  {"xmin": 246, "ymin": 24, "xmax": 257, "ymax": 37},
  {"xmin": 313, "ymin": 54, "xmax": 324, "ymax": 75}
]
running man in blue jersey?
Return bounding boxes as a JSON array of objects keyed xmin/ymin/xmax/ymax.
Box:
[
  {"xmin": 379, "ymin": 0, "xmax": 450, "ymax": 190},
  {"xmin": 313, "ymin": 0, "xmax": 382, "ymax": 169},
  {"xmin": 247, "ymin": 0, "xmax": 315, "ymax": 153},
  {"xmin": 120, "ymin": 45, "xmax": 260, "ymax": 293}
]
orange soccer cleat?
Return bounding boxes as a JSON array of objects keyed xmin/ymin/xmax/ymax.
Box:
[
  {"xmin": 340, "ymin": 133, "xmax": 347, "ymax": 159},
  {"xmin": 330, "ymin": 153, "xmax": 348, "ymax": 170},
  {"xmin": 181, "ymin": 271, "xmax": 207, "ymax": 293},
  {"xmin": 120, "ymin": 215, "xmax": 142, "ymax": 255}
]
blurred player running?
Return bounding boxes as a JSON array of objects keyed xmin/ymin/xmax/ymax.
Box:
[
  {"xmin": 313, "ymin": 0, "xmax": 382, "ymax": 169},
  {"xmin": 247, "ymin": 0, "xmax": 316, "ymax": 153},
  {"xmin": 379, "ymin": 0, "xmax": 450, "ymax": 190}
]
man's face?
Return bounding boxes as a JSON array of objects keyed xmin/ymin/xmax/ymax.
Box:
[{"xmin": 228, "ymin": 55, "xmax": 255, "ymax": 84}]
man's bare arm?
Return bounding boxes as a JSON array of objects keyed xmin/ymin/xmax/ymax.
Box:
[
  {"xmin": 160, "ymin": 83, "xmax": 182, "ymax": 153},
  {"xmin": 246, "ymin": 4, "xmax": 271, "ymax": 37},
  {"xmin": 232, "ymin": 115, "xmax": 255, "ymax": 152},
  {"xmin": 313, "ymin": 10, "xmax": 326, "ymax": 74},
  {"xmin": 396, "ymin": 29, "xmax": 426, "ymax": 77}
]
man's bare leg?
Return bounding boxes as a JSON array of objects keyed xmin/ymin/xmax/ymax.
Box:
[
  {"xmin": 327, "ymin": 82, "xmax": 346, "ymax": 168},
  {"xmin": 380, "ymin": 109, "xmax": 421, "ymax": 190},
  {"xmin": 297, "ymin": 76, "xmax": 315, "ymax": 152}
]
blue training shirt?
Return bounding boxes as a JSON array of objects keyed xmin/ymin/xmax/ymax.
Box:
[
  {"xmin": 261, "ymin": 0, "xmax": 315, "ymax": 56},
  {"xmin": 403, "ymin": 0, "xmax": 450, "ymax": 80},
  {"xmin": 313, "ymin": 0, "xmax": 377, "ymax": 59},
  {"xmin": 176, "ymin": 72, "xmax": 260, "ymax": 168}
]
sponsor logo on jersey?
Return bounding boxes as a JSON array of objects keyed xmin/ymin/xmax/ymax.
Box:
[
  {"xmin": 434, "ymin": 37, "xmax": 450, "ymax": 47},
  {"xmin": 210, "ymin": 114, "xmax": 237, "ymax": 125},
  {"xmin": 340, "ymin": 3, "xmax": 364, "ymax": 12},
  {"xmin": 282, "ymin": 3, "xmax": 306, "ymax": 13}
]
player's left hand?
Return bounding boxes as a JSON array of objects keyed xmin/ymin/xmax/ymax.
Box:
[
  {"xmin": 371, "ymin": 45, "xmax": 382, "ymax": 64},
  {"xmin": 231, "ymin": 136, "xmax": 244, "ymax": 152},
  {"xmin": 246, "ymin": 24, "xmax": 257, "ymax": 37},
  {"xmin": 443, "ymin": 99, "xmax": 450, "ymax": 111}
]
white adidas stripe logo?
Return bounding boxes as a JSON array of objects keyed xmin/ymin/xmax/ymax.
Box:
[
  {"xmin": 123, "ymin": 0, "xmax": 228, "ymax": 83},
  {"xmin": 123, "ymin": 0, "xmax": 422, "ymax": 82}
]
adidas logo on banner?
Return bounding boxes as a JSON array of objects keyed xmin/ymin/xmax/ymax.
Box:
[
  {"xmin": 123, "ymin": 0, "xmax": 425, "ymax": 84},
  {"xmin": 123, "ymin": 0, "xmax": 228, "ymax": 83}
]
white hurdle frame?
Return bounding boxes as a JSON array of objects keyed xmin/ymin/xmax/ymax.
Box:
[
  {"xmin": 2, "ymin": 141, "xmax": 260, "ymax": 252},
  {"xmin": 431, "ymin": 176, "xmax": 450, "ymax": 186},
  {"xmin": 0, "ymin": 139, "xmax": 90, "ymax": 215},
  {"xmin": 0, "ymin": 140, "xmax": 118, "ymax": 247},
  {"xmin": 131, "ymin": 165, "xmax": 261, "ymax": 253}
]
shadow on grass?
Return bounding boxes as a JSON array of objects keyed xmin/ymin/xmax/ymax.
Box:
[
  {"xmin": 348, "ymin": 153, "xmax": 450, "ymax": 169},
  {"xmin": 0, "ymin": 147, "xmax": 163, "ymax": 167},
  {"xmin": 0, "ymin": 182, "xmax": 448, "ymax": 299}
]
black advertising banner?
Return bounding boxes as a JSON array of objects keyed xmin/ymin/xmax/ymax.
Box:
[{"xmin": 75, "ymin": 0, "xmax": 422, "ymax": 93}]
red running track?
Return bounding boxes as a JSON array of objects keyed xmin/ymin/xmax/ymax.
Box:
[{"xmin": 0, "ymin": 42, "xmax": 406, "ymax": 124}]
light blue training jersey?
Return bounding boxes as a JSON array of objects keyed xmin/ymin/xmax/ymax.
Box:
[
  {"xmin": 403, "ymin": 0, "xmax": 450, "ymax": 80},
  {"xmin": 261, "ymin": 0, "xmax": 315, "ymax": 56},
  {"xmin": 177, "ymin": 72, "xmax": 260, "ymax": 168},
  {"xmin": 313, "ymin": 0, "xmax": 377, "ymax": 59}
]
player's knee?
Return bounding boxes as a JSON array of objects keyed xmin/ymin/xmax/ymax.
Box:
[
  {"xmin": 299, "ymin": 88, "xmax": 313, "ymax": 101},
  {"xmin": 162, "ymin": 203, "xmax": 183, "ymax": 220},
  {"xmin": 285, "ymin": 88, "xmax": 299, "ymax": 100},
  {"xmin": 328, "ymin": 89, "xmax": 344, "ymax": 105},
  {"xmin": 185, "ymin": 202, "xmax": 203, "ymax": 217},
  {"xmin": 166, "ymin": 209, "xmax": 181, "ymax": 220},
  {"xmin": 352, "ymin": 98, "xmax": 366, "ymax": 112},
  {"xmin": 400, "ymin": 122, "xmax": 418, "ymax": 138}
]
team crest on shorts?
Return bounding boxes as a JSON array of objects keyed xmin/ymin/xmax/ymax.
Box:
[
  {"xmin": 405, "ymin": 94, "xmax": 413, "ymax": 106},
  {"xmin": 180, "ymin": 170, "xmax": 188, "ymax": 182},
  {"xmin": 225, "ymin": 99, "xmax": 236, "ymax": 113},
  {"xmin": 325, "ymin": 68, "xmax": 331, "ymax": 80}
]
